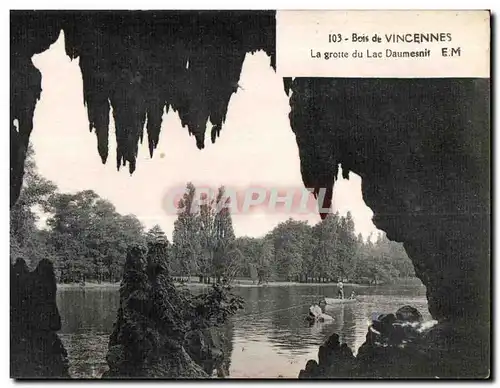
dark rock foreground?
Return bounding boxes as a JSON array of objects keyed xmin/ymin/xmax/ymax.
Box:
[
  {"xmin": 103, "ymin": 243, "xmax": 236, "ymax": 378},
  {"xmin": 11, "ymin": 258, "xmax": 69, "ymax": 378},
  {"xmin": 299, "ymin": 305, "xmax": 489, "ymax": 378}
]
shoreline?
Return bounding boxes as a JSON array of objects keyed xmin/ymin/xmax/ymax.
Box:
[{"xmin": 57, "ymin": 280, "xmax": 423, "ymax": 290}]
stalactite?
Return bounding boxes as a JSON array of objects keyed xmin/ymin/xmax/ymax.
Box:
[
  {"xmin": 288, "ymin": 78, "xmax": 339, "ymax": 218},
  {"xmin": 10, "ymin": 10, "xmax": 276, "ymax": 204}
]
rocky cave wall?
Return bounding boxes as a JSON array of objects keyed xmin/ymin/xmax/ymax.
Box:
[
  {"xmin": 288, "ymin": 78, "xmax": 490, "ymax": 376},
  {"xmin": 10, "ymin": 11, "xmax": 490, "ymax": 378}
]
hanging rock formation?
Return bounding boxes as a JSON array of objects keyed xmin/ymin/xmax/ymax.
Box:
[
  {"xmin": 10, "ymin": 258, "xmax": 69, "ymax": 378},
  {"xmin": 10, "ymin": 10, "xmax": 275, "ymax": 207},
  {"xmin": 289, "ymin": 78, "xmax": 490, "ymax": 377}
]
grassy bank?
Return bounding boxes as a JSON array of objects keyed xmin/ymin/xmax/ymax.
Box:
[
  {"xmin": 57, "ymin": 282, "xmax": 120, "ymax": 290},
  {"xmin": 57, "ymin": 277, "xmax": 422, "ymax": 290},
  {"xmin": 56, "ymin": 280, "xmax": 359, "ymax": 290}
]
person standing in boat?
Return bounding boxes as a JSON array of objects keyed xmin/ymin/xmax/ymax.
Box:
[{"xmin": 337, "ymin": 281, "xmax": 344, "ymax": 299}]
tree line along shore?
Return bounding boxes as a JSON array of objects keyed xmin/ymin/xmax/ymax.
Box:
[{"xmin": 11, "ymin": 147, "xmax": 417, "ymax": 288}]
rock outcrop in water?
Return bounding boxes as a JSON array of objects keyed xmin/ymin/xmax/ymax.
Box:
[
  {"xmin": 104, "ymin": 242, "xmax": 239, "ymax": 378},
  {"xmin": 10, "ymin": 258, "xmax": 69, "ymax": 378},
  {"xmin": 184, "ymin": 325, "xmax": 233, "ymax": 377},
  {"xmin": 299, "ymin": 306, "xmax": 439, "ymax": 378},
  {"xmin": 104, "ymin": 243, "xmax": 206, "ymax": 378}
]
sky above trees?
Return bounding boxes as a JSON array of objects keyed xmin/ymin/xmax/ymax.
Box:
[{"xmin": 29, "ymin": 32, "xmax": 379, "ymax": 240}]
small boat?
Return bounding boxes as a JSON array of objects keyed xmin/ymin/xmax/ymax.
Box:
[{"xmin": 322, "ymin": 297, "xmax": 357, "ymax": 305}]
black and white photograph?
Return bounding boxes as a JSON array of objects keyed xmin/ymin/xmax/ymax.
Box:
[{"xmin": 9, "ymin": 9, "xmax": 491, "ymax": 380}]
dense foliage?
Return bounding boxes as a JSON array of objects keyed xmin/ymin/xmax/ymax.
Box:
[
  {"xmin": 232, "ymin": 216, "xmax": 415, "ymax": 285},
  {"xmin": 10, "ymin": 147, "xmax": 146, "ymax": 283},
  {"xmin": 169, "ymin": 184, "xmax": 415, "ymax": 285},
  {"xmin": 171, "ymin": 184, "xmax": 241, "ymax": 284},
  {"xmin": 10, "ymin": 149, "xmax": 415, "ymax": 285}
]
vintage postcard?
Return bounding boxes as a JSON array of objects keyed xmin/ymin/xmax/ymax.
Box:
[{"xmin": 10, "ymin": 9, "xmax": 490, "ymax": 379}]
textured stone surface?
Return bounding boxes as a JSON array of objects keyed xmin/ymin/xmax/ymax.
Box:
[
  {"xmin": 104, "ymin": 242, "xmax": 238, "ymax": 378},
  {"xmin": 184, "ymin": 326, "xmax": 232, "ymax": 377},
  {"xmin": 396, "ymin": 305, "xmax": 423, "ymax": 323},
  {"xmin": 300, "ymin": 307, "xmax": 438, "ymax": 378},
  {"xmin": 289, "ymin": 78, "xmax": 490, "ymax": 377},
  {"xmin": 103, "ymin": 244, "xmax": 207, "ymax": 378},
  {"xmin": 10, "ymin": 258, "xmax": 69, "ymax": 378}
]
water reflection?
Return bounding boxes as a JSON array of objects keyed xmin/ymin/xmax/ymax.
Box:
[
  {"xmin": 56, "ymin": 284, "xmax": 428, "ymax": 378},
  {"xmin": 58, "ymin": 289, "xmax": 118, "ymax": 334},
  {"xmin": 219, "ymin": 322, "xmax": 234, "ymax": 377}
]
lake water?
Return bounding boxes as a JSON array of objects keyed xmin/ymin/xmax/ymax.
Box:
[{"xmin": 57, "ymin": 283, "xmax": 429, "ymax": 378}]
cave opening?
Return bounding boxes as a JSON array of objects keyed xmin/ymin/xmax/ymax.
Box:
[{"xmin": 10, "ymin": 11, "xmax": 490, "ymax": 379}]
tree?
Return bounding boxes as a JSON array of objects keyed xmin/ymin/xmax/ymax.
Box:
[
  {"xmin": 10, "ymin": 145, "xmax": 57, "ymax": 268},
  {"xmin": 347, "ymin": 232, "xmax": 416, "ymax": 285},
  {"xmin": 195, "ymin": 186, "xmax": 238, "ymax": 283},
  {"xmin": 211, "ymin": 187, "xmax": 237, "ymax": 282},
  {"xmin": 311, "ymin": 212, "xmax": 340, "ymax": 282},
  {"xmin": 146, "ymin": 225, "xmax": 168, "ymax": 244},
  {"xmin": 256, "ymin": 236, "xmax": 274, "ymax": 284},
  {"xmin": 198, "ymin": 191, "xmax": 215, "ymax": 283},
  {"xmin": 248, "ymin": 263, "xmax": 258, "ymax": 284},
  {"xmin": 44, "ymin": 190, "xmax": 145, "ymax": 283},
  {"xmin": 336, "ymin": 211, "xmax": 357, "ymax": 281},
  {"xmin": 269, "ymin": 218, "xmax": 310, "ymax": 282},
  {"xmin": 233, "ymin": 237, "xmax": 258, "ymax": 278},
  {"xmin": 234, "ymin": 236, "xmax": 273, "ymax": 283},
  {"xmin": 172, "ymin": 183, "xmax": 203, "ymax": 279}
]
